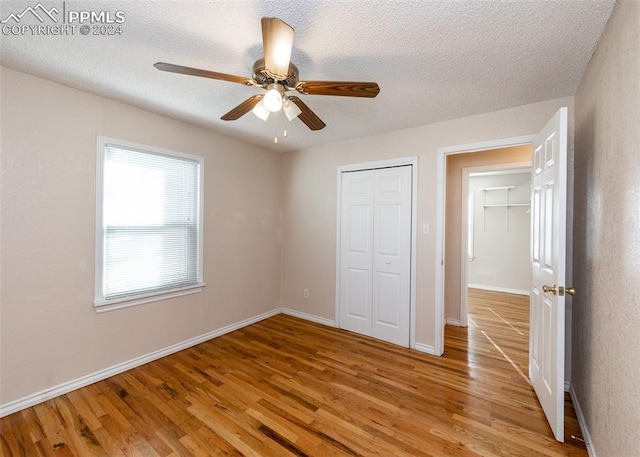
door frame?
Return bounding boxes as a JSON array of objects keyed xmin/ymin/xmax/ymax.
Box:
[
  {"xmin": 434, "ymin": 136, "xmax": 535, "ymax": 355},
  {"xmin": 459, "ymin": 163, "xmax": 531, "ymax": 327},
  {"xmin": 335, "ymin": 156, "xmax": 418, "ymax": 348}
]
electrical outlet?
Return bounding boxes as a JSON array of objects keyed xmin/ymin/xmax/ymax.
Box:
[{"xmin": 303, "ymin": 289, "xmax": 309, "ymax": 298}]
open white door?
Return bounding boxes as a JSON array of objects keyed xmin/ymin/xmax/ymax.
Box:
[{"xmin": 529, "ymin": 107, "xmax": 568, "ymax": 442}]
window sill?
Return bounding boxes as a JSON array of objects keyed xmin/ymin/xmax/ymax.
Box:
[{"xmin": 94, "ymin": 283, "xmax": 206, "ymax": 313}]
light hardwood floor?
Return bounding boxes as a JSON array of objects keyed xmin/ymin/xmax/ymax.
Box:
[{"xmin": 1, "ymin": 289, "xmax": 587, "ymax": 456}]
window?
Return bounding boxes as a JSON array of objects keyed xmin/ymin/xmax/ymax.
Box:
[
  {"xmin": 95, "ymin": 137, "xmax": 204, "ymax": 312},
  {"xmin": 467, "ymin": 191, "xmax": 475, "ymax": 261}
]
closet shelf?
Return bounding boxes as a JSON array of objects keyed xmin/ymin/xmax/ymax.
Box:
[
  {"xmin": 479, "ymin": 186, "xmax": 515, "ymax": 191},
  {"xmin": 483, "ymin": 203, "xmax": 530, "ymax": 208},
  {"xmin": 479, "ymin": 184, "xmax": 528, "ymax": 231}
]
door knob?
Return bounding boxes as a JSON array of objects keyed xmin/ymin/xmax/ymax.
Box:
[
  {"xmin": 385, "ymin": 260, "xmax": 391, "ymax": 265},
  {"xmin": 566, "ymin": 287, "xmax": 576, "ymax": 296},
  {"xmin": 542, "ymin": 284, "xmax": 557, "ymax": 295}
]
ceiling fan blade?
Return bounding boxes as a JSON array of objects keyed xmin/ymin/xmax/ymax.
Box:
[
  {"xmin": 221, "ymin": 95, "xmax": 264, "ymax": 121},
  {"xmin": 287, "ymin": 96, "xmax": 326, "ymax": 130},
  {"xmin": 154, "ymin": 62, "xmax": 251, "ymax": 85},
  {"xmin": 297, "ymin": 81, "xmax": 380, "ymax": 98},
  {"xmin": 261, "ymin": 17, "xmax": 294, "ymax": 78}
]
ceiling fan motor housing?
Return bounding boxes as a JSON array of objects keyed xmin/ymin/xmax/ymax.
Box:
[{"xmin": 252, "ymin": 58, "xmax": 299, "ymax": 89}]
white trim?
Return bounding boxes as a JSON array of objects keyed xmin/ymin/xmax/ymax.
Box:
[
  {"xmin": 570, "ymin": 385, "xmax": 597, "ymax": 457},
  {"xmin": 0, "ymin": 305, "xmax": 467, "ymax": 419},
  {"xmin": 409, "ymin": 160, "xmax": 418, "ymax": 350},
  {"xmin": 470, "ymin": 168, "xmax": 531, "ymax": 177},
  {"xmin": 284, "ymin": 306, "xmax": 434, "ymax": 357},
  {"xmin": 0, "ymin": 308, "xmax": 279, "ymax": 418},
  {"xmin": 94, "ymin": 136, "xmax": 205, "ymax": 312},
  {"xmin": 435, "ymin": 135, "xmax": 535, "ymax": 356},
  {"xmin": 460, "ymin": 172, "xmax": 471, "ymax": 327},
  {"xmin": 335, "ymin": 169, "xmax": 342, "ymax": 329},
  {"xmin": 466, "ymin": 190, "xmax": 474, "ymax": 262},
  {"xmin": 564, "ymin": 380, "xmax": 571, "ymax": 392},
  {"xmin": 94, "ymin": 283, "xmax": 206, "ymax": 313},
  {"xmin": 435, "ymin": 150, "xmax": 446, "ymax": 356},
  {"xmin": 336, "ymin": 156, "xmax": 419, "ymax": 350},
  {"xmin": 337, "ymin": 157, "xmax": 416, "ymax": 173},
  {"xmin": 467, "ymin": 283, "xmax": 530, "ymax": 296},
  {"xmin": 446, "ymin": 318, "xmax": 462, "ymax": 326},
  {"xmin": 413, "ymin": 342, "xmax": 436, "ymax": 355},
  {"xmin": 280, "ymin": 308, "xmax": 337, "ymax": 328},
  {"xmin": 438, "ymin": 135, "xmax": 536, "ymax": 155}
]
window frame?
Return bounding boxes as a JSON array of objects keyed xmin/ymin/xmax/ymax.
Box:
[
  {"xmin": 94, "ymin": 136, "xmax": 205, "ymax": 313},
  {"xmin": 467, "ymin": 190, "xmax": 475, "ymax": 261}
]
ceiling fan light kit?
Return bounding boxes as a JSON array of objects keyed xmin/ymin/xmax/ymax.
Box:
[
  {"xmin": 283, "ymin": 97, "xmax": 302, "ymax": 121},
  {"xmin": 263, "ymin": 83, "xmax": 284, "ymax": 112},
  {"xmin": 251, "ymin": 99, "xmax": 271, "ymax": 121},
  {"xmin": 154, "ymin": 17, "xmax": 380, "ymax": 138}
]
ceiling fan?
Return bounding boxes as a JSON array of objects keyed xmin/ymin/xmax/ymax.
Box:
[{"xmin": 154, "ymin": 17, "xmax": 380, "ymax": 133}]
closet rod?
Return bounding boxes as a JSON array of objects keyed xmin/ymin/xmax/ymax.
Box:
[{"xmin": 479, "ymin": 186, "xmax": 515, "ymax": 191}]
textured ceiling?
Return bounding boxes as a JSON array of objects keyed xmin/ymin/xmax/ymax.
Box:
[{"xmin": 0, "ymin": 1, "xmax": 615, "ymax": 152}]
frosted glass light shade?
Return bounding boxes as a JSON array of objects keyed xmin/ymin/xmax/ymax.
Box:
[
  {"xmin": 263, "ymin": 86, "xmax": 283, "ymax": 112},
  {"xmin": 283, "ymin": 97, "xmax": 301, "ymax": 121},
  {"xmin": 251, "ymin": 100, "xmax": 270, "ymax": 121}
]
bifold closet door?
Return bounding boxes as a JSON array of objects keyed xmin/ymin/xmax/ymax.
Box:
[{"xmin": 339, "ymin": 166, "xmax": 412, "ymax": 347}]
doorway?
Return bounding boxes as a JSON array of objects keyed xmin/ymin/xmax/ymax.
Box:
[
  {"xmin": 460, "ymin": 165, "xmax": 532, "ymax": 327},
  {"xmin": 455, "ymin": 163, "xmax": 533, "ymax": 385},
  {"xmin": 443, "ymin": 146, "xmax": 532, "ymax": 331},
  {"xmin": 433, "ymin": 136, "xmax": 536, "ymax": 355},
  {"xmin": 434, "ymin": 108, "xmax": 571, "ymax": 442},
  {"xmin": 335, "ymin": 157, "xmax": 418, "ymax": 348}
]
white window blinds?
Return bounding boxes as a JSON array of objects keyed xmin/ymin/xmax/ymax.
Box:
[{"xmin": 95, "ymin": 138, "xmax": 203, "ymax": 309}]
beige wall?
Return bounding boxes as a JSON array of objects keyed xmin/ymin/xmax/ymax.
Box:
[
  {"xmin": 0, "ymin": 67, "xmax": 282, "ymax": 405},
  {"xmin": 281, "ymin": 96, "xmax": 573, "ymax": 348},
  {"xmin": 573, "ymin": 1, "xmax": 640, "ymax": 456},
  {"xmin": 445, "ymin": 146, "xmax": 531, "ymax": 322},
  {"xmin": 0, "ymin": 62, "xmax": 587, "ymax": 412}
]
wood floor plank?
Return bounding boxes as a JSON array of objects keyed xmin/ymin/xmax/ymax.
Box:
[{"xmin": 1, "ymin": 289, "xmax": 588, "ymax": 456}]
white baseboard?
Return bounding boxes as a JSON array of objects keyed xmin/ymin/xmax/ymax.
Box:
[
  {"xmin": 280, "ymin": 308, "xmax": 337, "ymax": 328},
  {"xmin": 564, "ymin": 380, "xmax": 571, "ymax": 392},
  {"xmin": 446, "ymin": 318, "xmax": 462, "ymax": 326},
  {"xmin": 468, "ymin": 283, "xmax": 530, "ymax": 296},
  {"xmin": 1, "ymin": 307, "xmax": 437, "ymax": 418},
  {"xmin": 413, "ymin": 342, "xmax": 437, "ymax": 355},
  {"xmin": 570, "ymin": 385, "xmax": 597, "ymax": 457},
  {"xmin": 0, "ymin": 308, "xmax": 280, "ymax": 418},
  {"xmin": 283, "ymin": 308, "xmax": 441, "ymax": 358}
]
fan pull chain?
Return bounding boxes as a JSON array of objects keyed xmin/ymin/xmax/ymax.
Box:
[
  {"xmin": 273, "ymin": 115, "xmax": 278, "ymax": 144},
  {"xmin": 274, "ymin": 109, "xmax": 289, "ymax": 144},
  {"xmin": 282, "ymin": 108, "xmax": 288, "ymax": 138}
]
